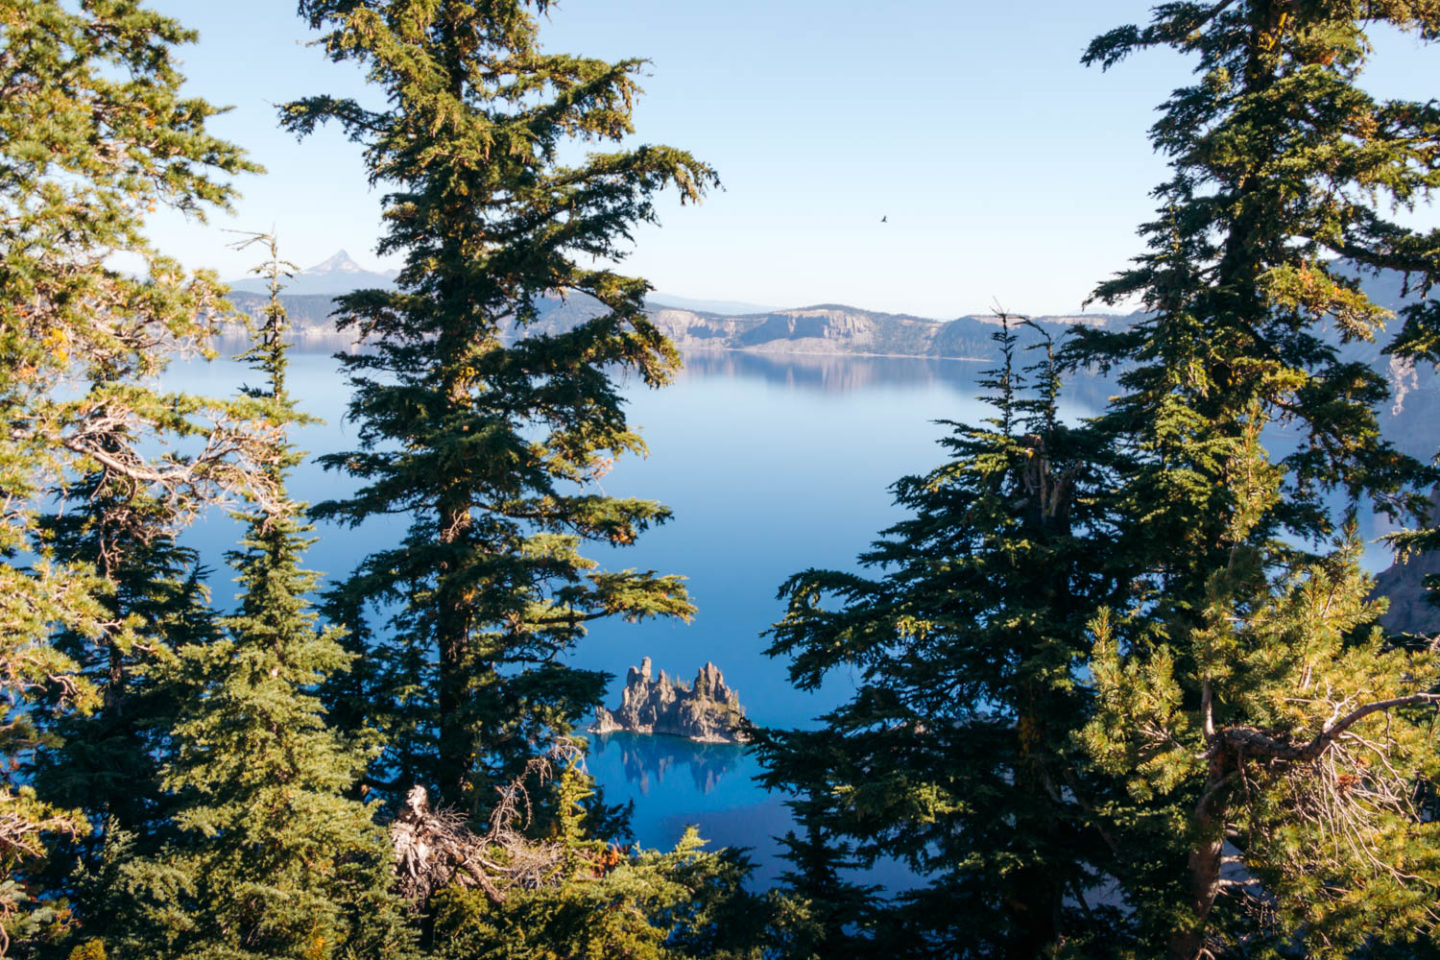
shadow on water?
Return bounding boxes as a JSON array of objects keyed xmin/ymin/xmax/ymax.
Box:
[
  {"xmin": 584, "ymin": 732, "xmax": 793, "ymax": 889},
  {"xmin": 165, "ymin": 342, "xmax": 1436, "ymax": 892},
  {"xmin": 588, "ymin": 730, "xmax": 744, "ymax": 796},
  {"xmin": 679, "ymin": 349, "xmax": 985, "ymax": 395},
  {"xmin": 584, "ymin": 731, "xmax": 919, "ymax": 893},
  {"xmin": 676, "ymin": 346, "xmax": 1123, "ymax": 415}
]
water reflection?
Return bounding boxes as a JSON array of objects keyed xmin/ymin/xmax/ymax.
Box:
[
  {"xmin": 678, "ymin": 349, "xmax": 980, "ymax": 395},
  {"xmin": 582, "ymin": 731, "xmax": 792, "ymax": 888},
  {"xmin": 163, "ymin": 339, "xmax": 1436, "ymax": 889},
  {"xmin": 588, "ymin": 731, "xmax": 744, "ymax": 796},
  {"xmin": 674, "ymin": 345, "xmax": 1122, "ymax": 414}
]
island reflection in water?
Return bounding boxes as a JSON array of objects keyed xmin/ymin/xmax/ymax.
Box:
[
  {"xmin": 584, "ymin": 732, "xmax": 791, "ymax": 888},
  {"xmin": 589, "ymin": 730, "xmax": 744, "ymax": 796}
]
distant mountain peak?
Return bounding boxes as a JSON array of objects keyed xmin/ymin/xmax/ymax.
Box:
[
  {"xmin": 227, "ymin": 249, "xmax": 397, "ymax": 296},
  {"xmin": 308, "ymin": 250, "xmax": 365, "ymax": 274}
]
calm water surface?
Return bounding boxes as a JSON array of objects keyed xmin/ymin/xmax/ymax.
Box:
[
  {"xmin": 156, "ymin": 344, "xmax": 1102, "ymax": 880},
  {"xmin": 162, "ymin": 341, "xmax": 1431, "ymax": 880}
]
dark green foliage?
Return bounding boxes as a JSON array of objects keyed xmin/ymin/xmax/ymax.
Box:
[
  {"xmin": 100, "ymin": 238, "xmax": 414, "ymax": 960},
  {"xmin": 28, "ymin": 504, "xmax": 218, "ymax": 938},
  {"xmin": 284, "ymin": 0, "xmax": 716, "ymax": 808},
  {"xmin": 760, "ymin": 318, "xmax": 1130, "ymax": 958},
  {"xmin": 34, "ymin": 489, "xmax": 216, "ymax": 822},
  {"xmin": 430, "ymin": 765, "xmax": 763, "ymax": 960},
  {"xmin": 752, "ymin": 728, "xmax": 879, "ymax": 960},
  {"xmin": 15, "ymin": 0, "xmax": 1440, "ymax": 956},
  {"xmin": 1073, "ymin": 0, "xmax": 1440, "ymax": 544},
  {"xmin": 1071, "ymin": 4, "xmax": 1440, "ymax": 956},
  {"xmin": 0, "ymin": 0, "xmax": 260, "ymax": 949}
]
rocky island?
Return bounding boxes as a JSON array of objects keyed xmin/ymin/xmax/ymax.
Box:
[{"xmin": 591, "ymin": 658, "xmax": 747, "ymax": 744}]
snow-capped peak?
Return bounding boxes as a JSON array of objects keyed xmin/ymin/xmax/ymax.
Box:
[{"xmin": 307, "ymin": 250, "xmax": 365, "ymax": 274}]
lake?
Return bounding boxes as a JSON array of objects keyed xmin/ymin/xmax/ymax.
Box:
[
  {"xmin": 162, "ymin": 342, "xmax": 1059, "ymax": 881},
  {"xmin": 162, "ymin": 339, "xmax": 1427, "ymax": 883}
]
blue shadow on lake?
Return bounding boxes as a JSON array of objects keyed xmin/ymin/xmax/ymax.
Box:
[
  {"xmin": 584, "ymin": 731, "xmax": 920, "ymax": 893},
  {"xmin": 588, "ymin": 730, "xmax": 744, "ymax": 796},
  {"xmin": 585, "ymin": 732, "xmax": 792, "ymax": 889}
]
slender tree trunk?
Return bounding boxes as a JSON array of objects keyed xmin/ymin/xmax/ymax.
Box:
[
  {"xmin": 1004, "ymin": 865, "xmax": 1063, "ymax": 960},
  {"xmin": 1171, "ymin": 736, "xmax": 1227, "ymax": 960},
  {"xmin": 435, "ymin": 213, "xmax": 474, "ymax": 799},
  {"xmin": 103, "ymin": 543, "xmax": 126, "ymax": 715},
  {"xmin": 1171, "ymin": 831, "xmax": 1224, "ymax": 960},
  {"xmin": 1006, "ymin": 714, "xmax": 1066, "ymax": 959},
  {"xmin": 436, "ymin": 485, "xmax": 472, "ymax": 800}
]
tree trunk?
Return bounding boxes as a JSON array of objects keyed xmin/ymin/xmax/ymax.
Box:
[
  {"xmin": 1004, "ymin": 865, "xmax": 1063, "ymax": 960},
  {"xmin": 1170, "ymin": 752, "xmax": 1227, "ymax": 960},
  {"xmin": 436, "ymin": 488, "xmax": 473, "ymax": 801}
]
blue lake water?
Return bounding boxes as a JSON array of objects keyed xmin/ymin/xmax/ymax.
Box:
[
  {"xmin": 161, "ymin": 343, "xmax": 1060, "ymax": 879},
  {"xmin": 167, "ymin": 345, "xmax": 1076, "ymax": 729},
  {"xmin": 159, "ymin": 340, "xmax": 1422, "ymax": 881}
]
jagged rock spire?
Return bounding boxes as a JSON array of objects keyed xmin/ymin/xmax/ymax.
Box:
[{"xmin": 593, "ymin": 659, "xmax": 746, "ymax": 743}]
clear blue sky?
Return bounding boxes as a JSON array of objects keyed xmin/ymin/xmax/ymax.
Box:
[{"xmin": 145, "ymin": 0, "xmax": 1440, "ymax": 317}]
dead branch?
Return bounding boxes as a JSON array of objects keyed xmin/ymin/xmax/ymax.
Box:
[
  {"xmin": 390, "ymin": 743, "xmax": 590, "ymax": 907},
  {"xmin": 1218, "ymin": 693, "xmax": 1440, "ymax": 763}
]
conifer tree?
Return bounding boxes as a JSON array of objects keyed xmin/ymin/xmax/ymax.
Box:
[
  {"xmin": 754, "ymin": 729, "xmax": 878, "ymax": 960},
  {"xmin": 0, "ymin": 1, "xmax": 260, "ymax": 949},
  {"xmin": 104, "ymin": 236, "xmax": 414, "ymax": 960},
  {"xmin": 428, "ymin": 759, "xmax": 764, "ymax": 960},
  {"xmin": 1073, "ymin": 4, "xmax": 1440, "ymax": 955},
  {"xmin": 28, "ymin": 493, "xmax": 219, "ymax": 929},
  {"xmin": 284, "ymin": 0, "xmax": 716, "ymax": 807},
  {"xmin": 760, "ymin": 318, "xmax": 1128, "ymax": 957}
]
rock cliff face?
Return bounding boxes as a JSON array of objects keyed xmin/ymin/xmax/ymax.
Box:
[
  {"xmin": 591, "ymin": 658, "xmax": 747, "ymax": 743},
  {"xmin": 1375, "ymin": 487, "xmax": 1440, "ymax": 637},
  {"xmin": 229, "ymin": 284, "xmax": 1142, "ymax": 360}
]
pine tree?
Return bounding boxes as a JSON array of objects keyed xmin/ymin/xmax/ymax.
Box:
[
  {"xmin": 428, "ymin": 758, "xmax": 764, "ymax": 960},
  {"xmin": 28, "ymin": 492, "xmax": 219, "ymax": 931},
  {"xmin": 103, "ymin": 236, "xmax": 414, "ymax": 959},
  {"xmin": 752, "ymin": 728, "xmax": 878, "ymax": 960},
  {"xmin": 759, "ymin": 318, "xmax": 1128, "ymax": 957},
  {"xmin": 1073, "ymin": 4, "xmax": 1440, "ymax": 955},
  {"xmin": 0, "ymin": 1, "xmax": 259, "ymax": 950},
  {"xmin": 284, "ymin": 0, "xmax": 716, "ymax": 808}
]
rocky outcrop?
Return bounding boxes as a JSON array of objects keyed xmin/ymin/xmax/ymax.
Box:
[
  {"xmin": 227, "ymin": 282, "xmax": 1142, "ymax": 359},
  {"xmin": 1375, "ymin": 487, "xmax": 1440, "ymax": 637},
  {"xmin": 591, "ymin": 658, "xmax": 747, "ymax": 743}
]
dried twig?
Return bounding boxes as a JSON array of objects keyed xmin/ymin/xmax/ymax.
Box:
[{"xmin": 390, "ymin": 743, "xmax": 589, "ymax": 906}]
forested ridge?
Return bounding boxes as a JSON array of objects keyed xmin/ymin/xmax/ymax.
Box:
[{"xmin": 3, "ymin": 1, "xmax": 1440, "ymax": 959}]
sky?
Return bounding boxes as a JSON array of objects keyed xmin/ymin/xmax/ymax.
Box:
[{"xmin": 145, "ymin": 0, "xmax": 1440, "ymax": 317}]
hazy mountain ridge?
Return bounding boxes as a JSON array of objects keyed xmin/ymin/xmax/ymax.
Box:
[
  {"xmin": 221, "ymin": 252, "xmax": 1440, "ymax": 632},
  {"xmin": 1376, "ymin": 488, "xmax": 1440, "ymax": 637},
  {"xmin": 221, "ymin": 251, "xmax": 1425, "ymax": 371},
  {"xmin": 226, "ymin": 265, "xmax": 1138, "ymax": 359}
]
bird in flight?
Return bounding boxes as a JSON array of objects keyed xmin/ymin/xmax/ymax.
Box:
[{"xmin": 881, "ymin": 215, "xmax": 888, "ymax": 223}]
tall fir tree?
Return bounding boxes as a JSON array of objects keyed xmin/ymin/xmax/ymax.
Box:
[
  {"xmin": 759, "ymin": 318, "xmax": 1129, "ymax": 958},
  {"xmin": 1072, "ymin": 3, "xmax": 1440, "ymax": 956},
  {"xmin": 102, "ymin": 236, "xmax": 414, "ymax": 960},
  {"xmin": 0, "ymin": 1, "xmax": 260, "ymax": 950},
  {"xmin": 283, "ymin": 0, "xmax": 716, "ymax": 808},
  {"xmin": 753, "ymin": 728, "xmax": 878, "ymax": 960},
  {"xmin": 28, "ymin": 487, "xmax": 219, "ymax": 932}
]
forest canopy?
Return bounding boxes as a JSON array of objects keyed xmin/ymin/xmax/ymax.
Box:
[{"xmin": 1, "ymin": 2, "xmax": 1439, "ymax": 959}]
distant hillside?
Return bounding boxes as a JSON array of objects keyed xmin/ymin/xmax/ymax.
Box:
[
  {"xmin": 219, "ymin": 256, "xmax": 1440, "ymax": 630},
  {"xmin": 225, "ymin": 291, "xmax": 348, "ymax": 341},
  {"xmin": 643, "ymin": 303, "xmax": 1135, "ymax": 359},
  {"xmin": 647, "ymin": 294, "xmax": 778, "ymax": 315},
  {"xmin": 224, "ymin": 274, "xmax": 1140, "ymax": 360}
]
